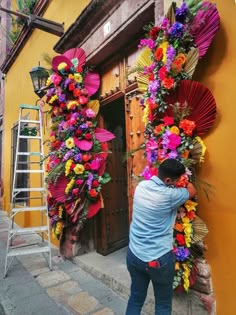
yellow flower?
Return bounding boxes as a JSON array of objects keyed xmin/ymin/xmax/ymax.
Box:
[
  {"xmin": 68, "ymin": 74, "xmax": 74, "ymax": 79},
  {"xmin": 46, "ymin": 76, "xmax": 52, "ymax": 86},
  {"xmin": 65, "ymin": 178, "xmax": 75, "ymax": 194},
  {"xmin": 195, "ymin": 136, "xmax": 207, "ymax": 162},
  {"xmin": 54, "ymin": 221, "xmax": 63, "ymax": 237},
  {"xmin": 65, "ymin": 137, "xmax": 75, "ymax": 149},
  {"xmin": 67, "ymin": 101, "xmax": 78, "ymax": 110},
  {"xmin": 65, "ymin": 159, "xmax": 73, "ymax": 176},
  {"xmin": 170, "ymin": 126, "xmax": 180, "ymax": 135},
  {"xmin": 142, "ymin": 103, "xmax": 149, "ymax": 125},
  {"xmin": 74, "ymin": 164, "xmax": 85, "ymax": 175},
  {"xmin": 74, "ymin": 73, "xmax": 82, "ymax": 83},
  {"xmin": 48, "ymin": 95, "xmax": 58, "ymax": 104},
  {"xmin": 58, "ymin": 206, "xmax": 63, "ymax": 218},
  {"xmin": 184, "ymin": 200, "xmax": 198, "ymax": 212},
  {"xmin": 175, "ymin": 262, "xmax": 180, "ymax": 270},
  {"xmin": 58, "ymin": 62, "xmax": 67, "ymax": 71},
  {"xmin": 159, "ymin": 41, "xmax": 169, "ymax": 64}
]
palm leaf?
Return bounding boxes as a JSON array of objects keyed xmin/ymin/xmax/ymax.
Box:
[
  {"xmin": 192, "ymin": 215, "xmax": 208, "ymax": 243},
  {"xmin": 166, "ymin": 2, "xmax": 176, "ymax": 25},
  {"xmin": 184, "ymin": 48, "xmax": 199, "ymax": 77},
  {"xmin": 136, "ymin": 47, "xmax": 152, "ymax": 93}
]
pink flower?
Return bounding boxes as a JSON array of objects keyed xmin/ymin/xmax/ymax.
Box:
[
  {"xmin": 146, "ymin": 139, "xmax": 158, "ymax": 151},
  {"xmin": 168, "ymin": 133, "xmax": 181, "ymax": 150}
]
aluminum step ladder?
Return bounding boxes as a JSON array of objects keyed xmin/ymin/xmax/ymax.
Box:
[{"xmin": 4, "ymin": 104, "xmax": 52, "ymax": 277}]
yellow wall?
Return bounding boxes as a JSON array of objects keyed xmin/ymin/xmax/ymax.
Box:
[
  {"xmin": 2, "ymin": 0, "xmax": 90, "ymax": 230},
  {"xmin": 194, "ymin": 1, "xmax": 236, "ymax": 314}
]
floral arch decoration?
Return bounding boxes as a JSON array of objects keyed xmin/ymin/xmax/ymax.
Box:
[
  {"xmin": 136, "ymin": 0, "xmax": 220, "ymax": 291},
  {"xmin": 44, "ymin": 48, "xmax": 115, "ymax": 243}
]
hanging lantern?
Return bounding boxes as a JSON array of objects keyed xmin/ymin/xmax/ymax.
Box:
[{"xmin": 29, "ymin": 66, "xmax": 49, "ymax": 98}]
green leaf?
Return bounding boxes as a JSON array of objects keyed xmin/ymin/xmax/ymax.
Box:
[{"xmin": 100, "ymin": 172, "xmax": 111, "ymax": 184}]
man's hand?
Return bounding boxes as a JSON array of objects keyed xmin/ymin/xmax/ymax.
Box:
[{"xmin": 186, "ymin": 182, "xmax": 197, "ymax": 199}]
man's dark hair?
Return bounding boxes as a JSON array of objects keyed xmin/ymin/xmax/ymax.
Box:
[{"xmin": 158, "ymin": 158, "xmax": 185, "ymax": 180}]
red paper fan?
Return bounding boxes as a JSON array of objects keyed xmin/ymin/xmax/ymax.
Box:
[
  {"xmin": 52, "ymin": 56, "xmax": 73, "ymax": 71},
  {"xmin": 62, "ymin": 48, "xmax": 86, "ymax": 67},
  {"xmin": 95, "ymin": 128, "xmax": 115, "ymax": 142},
  {"xmin": 87, "ymin": 199, "xmax": 101, "ymax": 218},
  {"xmin": 48, "ymin": 175, "xmax": 69, "ymax": 202},
  {"xmin": 190, "ymin": 2, "xmax": 220, "ymax": 59},
  {"xmin": 165, "ymin": 80, "xmax": 217, "ymax": 136},
  {"xmin": 84, "ymin": 72, "xmax": 100, "ymax": 96}
]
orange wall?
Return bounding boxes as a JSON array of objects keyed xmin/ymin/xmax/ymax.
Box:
[{"xmin": 194, "ymin": 1, "xmax": 236, "ymax": 314}]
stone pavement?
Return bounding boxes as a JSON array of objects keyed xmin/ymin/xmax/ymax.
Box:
[
  {"xmin": 0, "ymin": 210, "xmax": 209, "ymax": 315},
  {"xmin": 0, "ymin": 210, "xmax": 127, "ymax": 315}
]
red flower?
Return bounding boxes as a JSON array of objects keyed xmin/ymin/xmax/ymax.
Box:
[
  {"xmin": 153, "ymin": 124, "xmax": 165, "ymax": 135},
  {"xmin": 75, "ymin": 129, "xmax": 82, "ymax": 136},
  {"xmin": 89, "ymin": 189, "xmax": 98, "ymax": 198},
  {"xmin": 76, "ymin": 179, "xmax": 84, "ymax": 185},
  {"xmin": 149, "ymin": 26, "xmax": 160, "ymax": 40},
  {"xmin": 84, "ymin": 133, "xmax": 92, "ymax": 140},
  {"xmin": 92, "ymin": 180, "xmax": 99, "ymax": 188},
  {"xmin": 154, "ymin": 48, "xmax": 163, "ymax": 61},
  {"xmin": 187, "ymin": 210, "xmax": 196, "ymax": 221},
  {"xmin": 148, "ymin": 73, "xmax": 154, "ymax": 81},
  {"xmin": 76, "ymin": 65, "xmax": 83, "ymax": 73},
  {"xmin": 69, "ymin": 83, "xmax": 75, "ymax": 91},
  {"xmin": 82, "ymin": 154, "xmax": 92, "ymax": 162},
  {"xmin": 176, "ymin": 233, "xmax": 186, "ymax": 246},
  {"xmin": 163, "ymin": 116, "xmax": 174, "ymax": 126},
  {"xmin": 158, "ymin": 66, "xmax": 167, "ymax": 80},
  {"xmin": 162, "ymin": 77, "xmax": 174, "ymax": 89},
  {"xmin": 73, "ymin": 89, "xmax": 81, "ymax": 97},
  {"xmin": 84, "ymin": 163, "xmax": 91, "ymax": 170},
  {"xmin": 179, "ymin": 119, "xmax": 196, "ymax": 136}
]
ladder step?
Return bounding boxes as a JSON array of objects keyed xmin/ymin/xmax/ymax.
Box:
[
  {"xmin": 13, "ymin": 188, "xmax": 45, "ymax": 192},
  {"xmin": 10, "ymin": 226, "xmax": 49, "ymax": 234},
  {"xmin": 7, "ymin": 245, "xmax": 50, "ymax": 257},
  {"xmin": 19, "ymin": 136, "xmax": 41, "ymax": 139},
  {"xmin": 17, "ymin": 152, "xmax": 42, "ymax": 156},
  {"xmin": 20, "ymin": 104, "xmax": 40, "ymax": 110},
  {"xmin": 15, "ymin": 170, "xmax": 44, "ymax": 173},
  {"xmin": 20, "ymin": 119, "xmax": 40, "ymax": 124},
  {"xmin": 12, "ymin": 206, "xmax": 47, "ymax": 213}
]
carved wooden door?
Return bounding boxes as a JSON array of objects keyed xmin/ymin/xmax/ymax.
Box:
[{"xmin": 95, "ymin": 97, "xmax": 129, "ymax": 255}]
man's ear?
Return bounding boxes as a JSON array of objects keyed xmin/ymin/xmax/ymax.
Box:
[{"xmin": 164, "ymin": 178, "xmax": 172, "ymax": 185}]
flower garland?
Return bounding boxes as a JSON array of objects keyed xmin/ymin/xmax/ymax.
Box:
[
  {"xmin": 45, "ymin": 48, "xmax": 115, "ymax": 241},
  {"xmin": 136, "ymin": 0, "xmax": 219, "ymax": 291}
]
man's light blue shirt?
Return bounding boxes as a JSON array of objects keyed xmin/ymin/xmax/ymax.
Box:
[{"xmin": 129, "ymin": 176, "xmax": 189, "ymax": 262}]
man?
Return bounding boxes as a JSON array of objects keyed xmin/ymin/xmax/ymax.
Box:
[{"xmin": 126, "ymin": 158, "xmax": 196, "ymax": 315}]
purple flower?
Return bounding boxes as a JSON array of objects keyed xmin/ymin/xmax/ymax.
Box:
[
  {"xmin": 166, "ymin": 45, "xmax": 176, "ymax": 71},
  {"xmin": 148, "ymin": 80, "xmax": 160, "ymax": 97},
  {"xmin": 138, "ymin": 38, "xmax": 155, "ymax": 50},
  {"xmin": 175, "ymin": 2, "xmax": 189, "ymax": 23},
  {"xmin": 143, "ymin": 62, "xmax": 156, "ymax": 75},
  {"xmin": 168, "ymin": 22, "xmax": 185, "ymax": 38},
  {"xmin": 62, "ymin": 150, "xmax": 73, "ymax": 162},
  {"xmin": 174, "ymin": 247, "xmax": 190, "ymax": 261},
  {"xmin": 87, "ymin": 173, "xmax": 94, "ymax": 190},
  {"xmin": 74, "ymin": 153, "xmax": 82, "ymax": 162},
  {"xmin": 168, "ymin": 150, "xmax": 178, "ymax": 159},
  {"xmin": 59, "ymin": 94, "xmax": 66, "ymax": 103},
  {"xmin": 79, "ymin": 123, "xmax": 88, "ymax": 130}
]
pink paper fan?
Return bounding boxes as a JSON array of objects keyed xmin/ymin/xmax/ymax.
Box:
[
  {"xmin": 95, "ymin": 128, "xmax": 115, "ymax": 142},
  {"xmin": 62, "ymin": 48, "xmax": 86, "ymax": 67},
  {"xmin": 87, "ymin": 199, "xmax": 101, "ymax": 218},
  {"xmin": 74, "ymin": 137, "xmax": 93, "ymax": 151},
  {"xmin": 48, "ymin": 175, "xmax": 69, "ymax": 202},
  {"xmin": 52, "ymin": 55, "xmax": 73, "ymax": 71},
  {"xmin": 190, "ymin": 2, "xmax": 220, "ymax": 58},
  {"xmin": 84, "ymin": 72, "xmax": 100, "ymax": 96}
]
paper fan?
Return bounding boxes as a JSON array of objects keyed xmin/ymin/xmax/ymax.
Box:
[
  {"xmin": 87, "ymin": 100, "xmax": 100, "ymax": 116},
  {"xmin": 74, "ymin": 137, "xmax": 93, "ymax": 151},
  {"xmin": 192, "ymin": 215, "xmax": 209, "ymax": 243},
  {"xmin": 52, "ymin": 56, "xmax": 73, "ymax": 72},
  {"xmin": 84, "ymin": 72, "xmax": 100, "ymax": 96},
  {"xmin": 62, "ymin": 48, "xmax": 86, "ymax": 67},
  {"xmin": 184, "ymin": 48, "xmax": 199, "ymax": 78},
  {"xmin": 190, "ymin": 2, "xmax": 220, "ymax": 59},
  {"xmin": 136, "ymin": 47, "xmax": 152, "ymax": 92},
  {"xmin": 165, "ymin": 80, "xmax": 217, "ymax": 136},
  {"xmin": 94, "ymin": 128, "xmax": 115, "ymax": 142},
  {"xmin": 87, "ymin": 198, "xmax": 102, "ymax": 218},
  {"xmin": 48, "ymin": 175, "xmax": 69, "ymax": 202}
]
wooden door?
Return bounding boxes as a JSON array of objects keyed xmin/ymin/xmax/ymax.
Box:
[{"xmin": 95, "ymin": 97, "xmax": 129, "ymax": 255}]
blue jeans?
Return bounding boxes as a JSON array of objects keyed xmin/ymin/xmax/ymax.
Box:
[{"xmin": 125, "ymin": 248, "xmax": 175, "ymax": 315}]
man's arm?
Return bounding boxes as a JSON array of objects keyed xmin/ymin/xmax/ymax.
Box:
[{"xmin": 186, "ymin": 182, "xmax": 197, "ymax": 199}]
